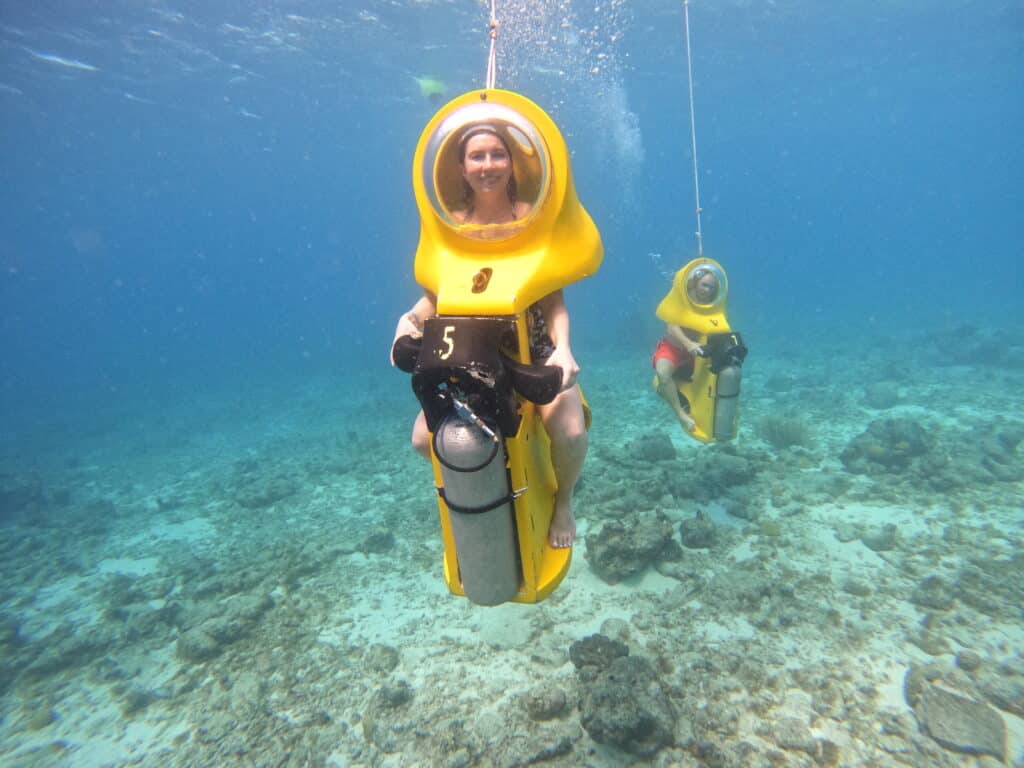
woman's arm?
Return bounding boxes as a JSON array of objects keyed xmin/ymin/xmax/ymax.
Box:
[
  {"xmin": 538, "ymin": 289, "xmax": 579, "ymax": 391},
  {"xmin": 404, "ymin": 293, "xmax": 436, "ymax": 331}
]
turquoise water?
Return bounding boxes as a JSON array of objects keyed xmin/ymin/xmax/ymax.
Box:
[{"xmin": 1, "ymin": 2, "xmax": 1022, "ymax": 766}]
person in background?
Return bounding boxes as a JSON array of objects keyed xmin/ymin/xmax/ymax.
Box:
[{"xmin": 651, "ymin": 267, "xmax": 719, "ymax": 431}]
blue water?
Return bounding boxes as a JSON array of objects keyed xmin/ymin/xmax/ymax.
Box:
[{"xmin": 2, "ymin": 0, "xmax": 1020, "ymax": 436}]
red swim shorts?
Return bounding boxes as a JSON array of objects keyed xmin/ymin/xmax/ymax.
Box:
[{"xmin": 652, "ymin": 338, "xmax": 694, "ymax": 372}]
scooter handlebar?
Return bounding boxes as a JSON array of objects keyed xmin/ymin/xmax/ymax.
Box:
[
  {"xmin": 503, "ymin": 357, "xmax": 563, "ymax": 405},
  {"xmin": 392, "ymin": 334, "xmax": 422, "ymax": 373}
]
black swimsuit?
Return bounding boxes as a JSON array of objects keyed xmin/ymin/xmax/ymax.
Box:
[{"xmin": 527, "ymin": 304, "xmax": 555, "ymax": 362}]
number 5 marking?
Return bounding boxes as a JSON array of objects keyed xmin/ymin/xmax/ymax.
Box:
[{"xmin": 439, "ymin": 325, "xmax": 456, "ymax": 360}]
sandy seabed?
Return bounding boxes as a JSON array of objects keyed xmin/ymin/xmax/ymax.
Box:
[{"xmin": 1, "ymin": 336, "xmax": 1022, "ymax": 768}]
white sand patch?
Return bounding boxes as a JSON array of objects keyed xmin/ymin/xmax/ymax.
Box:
[
  {"xmin": 786, "ymin": 501, "xmax": 941, "ymax": 583},
  {"xmin": 64, "ymin": 707, "xmax": 185, "ymax": 767},
  {"xmin": 134, "ymin": 640, "xmax": 185, "ymax": 690},
  {"xmin": 726, "ymin": 537, "xmax": 759, "ymax": 563},
  {"xmin": 1006, "ymin": 710, "xmax": 1024, "ymax": 765},
  {"xmin": 690, "ymin": 614, "xmax": 757, "ymax": 645},
  {"xmin": 777, "ymin": 688, "xmax": 815, "ymax": 718},
  {"xmin": 705, "ymin": 500, "xmax": 745, "ymax": 529},
  {"xmin": 876, "ymin": 658, "xmax": 914, "ymax": 712},
  {"xmin": 52, "ymin": 737, "xmax": 130, "ymax": 768},
  {"xmin": 800, "ymin": 518, "xmax": 891, "ymax": 576},
  {"xmin": 947, "ymin": 614, "xmax": 1024, "ymax": 659},
  {"xmin": 123, "ymin": 516, "xmax": 216, "ymax": 551},
  {"xmin": 7, "ymin": 683, "xmax": 135, "ymax": 767},
  {"xmin": 616, "ymin": 564, "xmax": 680, "ymax": 594},
  {"xmin": 152, "ymin": 517, "xmax": 216, "ymax": 543},
  {"xmin": 4, "ymin": 617, "xmax": 189, "ymax": 765},
  {"xmin": 810, "ymin": 718, "xmax": 859, "ymax": 757},
  {"xmin": 32, "ymin": 575, "xmax": 88, "ymax": 612},
  {"xmin": 822, "ymin": 501, "xmax": 932, "ymax": 535},
  {"xmin": 121, "ymin": 719, "xmax": 177, "ymax": 753},
  {"xmin": 97, "ymin": 557, "xmax": 159, "ymax": 576},
  {"xmin": 556, "ymin": 556, "xmax": 649, "ymax": 636},
  {"xmin": 477, "ymin": 603, "xmax": 535, "ymax": 648},
  {"xmin": 329, "ymin": 541, "xmax": 681, "ymax": 656},
  {"xmin": 325, "ymin": 557, "xmax": 452, "ymax": 647},
  {"xmin": 21, "ymin": 575, "xmax": 100, "ymax": 639},
  {"xmin": 325, "ymin": 544, "xmax": 672, "ymax": 669}
]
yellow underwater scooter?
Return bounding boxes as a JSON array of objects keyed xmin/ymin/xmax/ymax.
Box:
[
  {"xmin": 654, "ymin": 258, "xmax": 747, "ymax": 443},
  {"xmin": 392, "ymin": 88, "xmax": 602, "ymax": 605}
]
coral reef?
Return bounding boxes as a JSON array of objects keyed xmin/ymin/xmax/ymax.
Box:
[
  {"xmin": 757, "ymin": 413, "xmax": 815, "ymax": 451},
  {"xmin": 584, "ymin": 512, "xmax": 680, "ymax": 584},
  {"xmin": 841, "ymin": 418, "xmax": 933, "ymax": 475},
  {"xmin": 578, "ymin": 654, "xmax": 676, "ymax": 757}
]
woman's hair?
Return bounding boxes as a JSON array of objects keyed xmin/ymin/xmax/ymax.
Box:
[{"xmin": 458, "ymin": 124, "xmax": 518, "ymax": 216}]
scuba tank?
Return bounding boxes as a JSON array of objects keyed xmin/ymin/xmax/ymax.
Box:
[
  {"xmin": 713, "ymin": 366, "xmax": 742, "ymax": 441},
  {"xmin": 433, "ymin": 409, "xmax": 519, "ymax": 606},
  {"xmin": 707, "ymin": 332, "xmax": 747, "ymax": 441}
]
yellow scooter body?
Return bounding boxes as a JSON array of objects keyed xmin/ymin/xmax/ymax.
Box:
[
  {"xmin": 654, "ymin": 258, "xmax": 736, "ymax": 443},
  {"xmin": 412, "ymin": 89, "xmax": 603, "ymax": 603}
]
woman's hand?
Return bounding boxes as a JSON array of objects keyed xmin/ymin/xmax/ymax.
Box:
[
  {"xmin": 545, "ymin": 344, "xmax": 580, "ymax": 391},
  {"xmin": 390, "ymin": 312, "xmax": 422, "ymax": 366},
  {"xmin": 390, "ymin": 293, "xmax": 435, "ymax": 366}
]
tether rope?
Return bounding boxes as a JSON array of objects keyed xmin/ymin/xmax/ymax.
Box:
[
  {"xmin": 485, "ymin": 0, "xmax": 499, "ymax": 89},
  {"xmin": 683, "ymin": 0, "xmax": 704, "ymax": 257}
]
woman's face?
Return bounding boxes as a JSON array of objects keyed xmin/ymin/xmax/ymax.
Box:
[
  {"xmin": 696, "ymin": 274, "xmax": 718, "ymax": 300},
  {"xmin": 690, "ymin": 272, "xmax": 720, "ymax": 303},
  {"xmin": 461, "ymin": 132, "xmax": 512, "ymax": 197}
]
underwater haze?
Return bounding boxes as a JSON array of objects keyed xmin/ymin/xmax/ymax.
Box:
[{"xmin": 1, "ymin": 1, "xmax": 1023, "ymax": 767}]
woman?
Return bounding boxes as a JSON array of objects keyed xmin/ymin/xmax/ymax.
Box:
[{"xmin": 392, "ymin": 125, "xmax": 586, "ymax": 549}]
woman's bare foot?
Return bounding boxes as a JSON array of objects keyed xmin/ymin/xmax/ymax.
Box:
[
  {"xmin": 548, "ymin": 497, "xmax": 576, "ymax": 549},
  {"xmin": 680, "ymin": 412, "xmax": 696, "ymax": 432}
]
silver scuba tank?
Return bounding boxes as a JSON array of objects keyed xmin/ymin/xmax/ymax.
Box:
[
  {"xmin": 713, "ymin": 365, "xmax": 742, "ymax": 441},
  {"xmin": 433, "ymin": 414, "xmax": 520, "ymax": 606}
]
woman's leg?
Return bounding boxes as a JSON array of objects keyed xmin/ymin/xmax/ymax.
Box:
[
  {"xmin": 411, "ymin": 410, "xmax": 431, "ymax": 460},
  {"xmin": 538, "ymin": 385, "xmax": 587, "ymax": 548}
]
